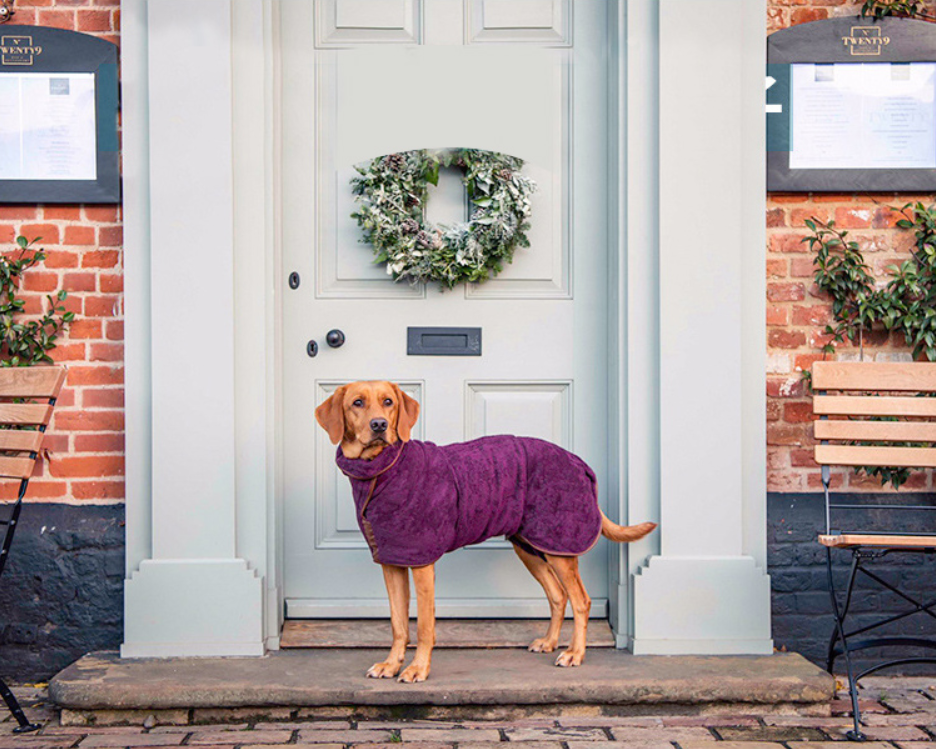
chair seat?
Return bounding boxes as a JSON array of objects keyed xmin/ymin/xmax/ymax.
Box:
[{"xmin": 818, "ymin": 533, "xmax": 936, "ymax": 549}]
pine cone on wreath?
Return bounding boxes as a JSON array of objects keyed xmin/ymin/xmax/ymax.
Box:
[
  {"xmin": 384, "ymin": 153, "xmax": 405, "ymax": 171},
  {"xmin": 400, "ymin": 218, "xmax": 419, "ymax": 235}
]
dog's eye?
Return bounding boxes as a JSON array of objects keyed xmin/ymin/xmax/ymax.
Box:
[
  {"xmin": 352, "ymin": 399, "xmax": 364, "ymax": 407},
  {"xmin": 383, "ymin": 398, "xmax": 393, "ymax": 407}
]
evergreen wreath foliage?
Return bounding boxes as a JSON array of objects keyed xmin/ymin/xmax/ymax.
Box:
[
  {"xmin": 860, "ymin": 0, "xmax": 935, "ymax": 21},
  {"xmin": 350, "ymin": 149, "xmax": 536, "ymax": 289}
]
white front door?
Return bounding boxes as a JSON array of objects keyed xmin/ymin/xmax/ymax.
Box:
[{"xmin": 281, "ymin": 0, "xmax": 613, "ymax": 618}]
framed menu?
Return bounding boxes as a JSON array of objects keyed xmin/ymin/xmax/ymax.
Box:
[
  {"xmin": 0, "ymin": 26, "xmax": 118, "ymax": 203},
  {"xmin": 768, "ymin": 17, "xmax": 936, "ymax": 192}
]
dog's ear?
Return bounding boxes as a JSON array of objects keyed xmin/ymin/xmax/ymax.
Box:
[
  {"xmin": 315, "ymin": 385, "xmax": 347, "ymax": 445},
  {"xmin": 392, "ymin": 383, "xmax": 420, "ymax": 442}
]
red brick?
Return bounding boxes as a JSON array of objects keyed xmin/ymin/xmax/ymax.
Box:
[
  {"xmin": 769, "ymin": 233, "xmax": 810, "ymax": 254},
  {"xmin": 790, "ymin": 256, "xmax": 817, "ymax": 277},
  {"xmin": 64, "ymin": 225, "xmax": 95, "ymax": 246},
  {"xmin": 767, "ymin": 423, "xmax": 807, "ymax": 446},
  {"xmin": 807, "ymin": 471, "xmax": 845, "ymax": 490},
  {"xmin": 794, "ymin": 353, "xmax": 825, "ymax": 373},
  {"xmin": 67, "ymin": 319, "xmax": 103, "ymax": 339},
  {"xmin": 767, "ymin": 282, "xmax": 805, "ymax": 302},
  {"xmin": 98, "ymin": 226, "xmax": 123, "ymax": 247},
  {"xmin": 75, "ymin": 433, "xmax": 125, "ymax": 452},
  {"xmin": 106, "ymin": 320, "xmax": 124, "ymax": 340},
  {"xmin": 792, "ymin": 305, "xmax": 833, "ymax": 326},
  {"xmin": 54, "ymin": 409, "xmax": 124, "ymax": 431},
  {"xmin": 0, "ymin": 225, "xmax": 15, "ymax": 243},
  {"xmin": 15, "ymin": 481, "xmax": 69, "ymax": 500},
  {"xmin": 42, "ymin": 206, "xmax": 81, "ymax": 221},
  {"xmin": 84, "ymin": 295, "xmax": 121, "ymax": 317},
  {"xmin": 76, "ymin": 9, "xmax": 113, "ymax": 32},
  {"xmin": 64, "ymin": 272, "xmax": 96, "ymax": 292},
  {"xmin": 50, "ymin": 342, "xmax": 88, "ymax": 362},
  {"xmin": 769, "ymin": 193, "xmax": 810, "ymax": 204},
  {"xmin": 790, "ymin": 448, "xmax": 818, "ymax": 468},
  {"xmin": 72, "ymin": 480, "xmax": 125, "ymax": 500},
  {"xmin": 766, "ymin": 400, "xmax": 782, "ymax": 422},
  {"xmin": 766, "ymin": 258, "xmax": 787, "ymax": 278},
  {"xmin": 767, "ymin": 376, "xmax": 807, "ymax": 398},
  {"xmin": 43, "ymin": 250, "xmax": 80, "ymax": 268},
  {"xmin": 791, "ymin": 8, "xmax": 828, "ymax": 23},
  {"xmin": 22, "ymin": 272, "xmax": 60, "ymax": 292},
  {"xmin": 834, "ymin": 207, "xmax": 874, "ymax": 229},
  {"xmin": 83, "ymin": 387, "xmax": 124, "ymax": 408},
  {"xmin": 65, "ymin": 365, "xmax": 124, "ymax": 386},
  {"xmin": 872, "ymin": 206, "xmax": 902, "ymax": 229},
  {"xmin": 790, "ymin": 207, "xmax": 830, "ymax": 227},
  {"xmin": 37, "ymin": 9, "xmax": 77, "ymax": 29},
  {"xmin": 812, "ymin": 193, "xmax": 855, "ymax": 202},
  {"xmin": 767, "ymin": 304, "xmax": 790, "ymax": 326},
  {"xmin": 82, "ymin": 250, "xmax": 119, "ymax": 268},
  {"xmin": 41, "ymin": 433, "xmax": 69, "ymax": 453},
  {"xmin": 20, "ymin": 224, "xmax": 60, "ymax": 244},
  {"xmin": 767, "ymin": 470, "xmax": 805, "ymax": 492},
  {"xmin": 100, "ymin": 274, "xmax": 123, "ymax": 293},
  {"xmin": 768, "ymin": 329, "xmax": 806, "ymax": 349},
  {"xmin": 89, "ymin": 343, "xmax": 123, "ymax": 362},
  {"xmin": 48, "ymin": 455, "xmax": 124, "ymax": 478},
  {"xmin": 766, "ymin": 207, "xmax": 786, "ymax": 227},
  {"xmin": 84, "ymin": 206, "xmax": 120, "ymax": 222},
  {"xmin": 784, "ymin": 401, "xmax": 814, "ymax": 423},
  {"xmin": 809, "ymin": 328, "xmax": 836, "ymax": 349},
  {"xmin": 0, "ymin": 207, "xmax": 37, "ymax": 221}
]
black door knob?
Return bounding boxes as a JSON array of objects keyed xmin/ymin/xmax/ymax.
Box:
[
  {"xmin": 307, "ymin": 340, "xmax": 318, "ymax": 357},
  {"xmin": 326, "ymin": 329, "xmax": 346, "ymax": 348}
]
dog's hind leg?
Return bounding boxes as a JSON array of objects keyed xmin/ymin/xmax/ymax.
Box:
[
  {"xmin": 367, "ymin": 564, "xmax": 410, "ymax": 679},
  {"xmin": 544, "ymin": 554, "xmax": 590, "ymax": 667},
  {"xmin": 513, "ymin": 544, "xmax": 568, "ymax": 653}
]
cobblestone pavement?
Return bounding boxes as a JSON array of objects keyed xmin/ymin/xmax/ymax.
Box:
[{"xmin": 2, "ymin": 677, "xmax": 936, "ymax": 749}]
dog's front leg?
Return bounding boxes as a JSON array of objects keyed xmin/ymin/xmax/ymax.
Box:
[
  {"xmin": 398, "ymin": 563, "xmax": 435, "ymax": 683},
  {"xmin": 368, "ymin": 564, "xmax": 410, "ymax": 679}
]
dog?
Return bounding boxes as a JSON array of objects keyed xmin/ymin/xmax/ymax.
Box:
[{"xmin": 316, "ymin": 381, "xmax": 657, "ymax": 683}]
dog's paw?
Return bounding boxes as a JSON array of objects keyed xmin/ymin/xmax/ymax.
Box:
[
  {"xmin": 554, "ymin": 649, "xmax": 584, "ymax": 668},
  {"xmin": 367, "ymin": 660, "xmax": 402, "ymax": 679},
  {"xmin": 528, "ymin": 637, "xmax": 558, "ymax": 653},
  {"xmin": 398, "ymin": 663, "xmax": 430, "ymax": 683}
]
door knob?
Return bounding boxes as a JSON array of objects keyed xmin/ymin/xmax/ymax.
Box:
[
  {"xmin": 326, "ymin": 329, "xmax": 346, "ymax": 348},
  {"xmin": 307, "ymin": 340, "xmax": 318, "ymax": 357}
]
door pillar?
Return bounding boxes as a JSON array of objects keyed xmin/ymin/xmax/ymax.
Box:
[
  {"xmin": 627, "ymin": 0, "xmax": 771, "ymax": 655},
  {"xmin": 121, "ymin": 0, "xmax": 266, "ymax": 657}
]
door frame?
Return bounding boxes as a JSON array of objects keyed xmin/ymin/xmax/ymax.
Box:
[{"xmin": 120, "ymin": 0, "xmax": 768, "ymax": 657}]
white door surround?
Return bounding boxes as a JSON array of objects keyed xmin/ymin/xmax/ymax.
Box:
[{"xmin": 120, "ymin": 0, "xmax": 769, "ymax": 657}]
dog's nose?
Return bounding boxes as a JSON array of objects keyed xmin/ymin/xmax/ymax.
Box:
[{"xmin": 371, "ymin": 418, "xmax": 388, "ymax": 433}]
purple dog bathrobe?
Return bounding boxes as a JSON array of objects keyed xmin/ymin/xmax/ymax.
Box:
[{"xmin": 335, "ymin": 436, "xmax": 603, "ymax": 567}]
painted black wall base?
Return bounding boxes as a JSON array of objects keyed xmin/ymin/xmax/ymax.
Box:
[
  {"xmin": 768, "ymin": 492, "xmax": 936, "ymax": 675},
  {"xmin": 0, "ymin": 503, "xmax": 123, "ymax": 682}
]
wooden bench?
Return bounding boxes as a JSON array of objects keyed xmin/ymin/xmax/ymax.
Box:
[
  {"xmin": 0, "ymin": 366, "xmax": 66, "ymax": 734},
  {"xmin": 813, "ymin": 361, "xmax": 936, "ymax": 741}
]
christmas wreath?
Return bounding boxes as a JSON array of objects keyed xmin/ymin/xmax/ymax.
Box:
[{"xmin": 350, "ymin": 148, "xmax": 536, "ymax": 289}]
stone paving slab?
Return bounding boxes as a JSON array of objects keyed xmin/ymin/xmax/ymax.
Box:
[{"xmin": 48, "ymin": 649, "xmax": 832, "ymax": 711}]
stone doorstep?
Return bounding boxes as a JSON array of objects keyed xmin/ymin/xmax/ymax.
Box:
[{"xmin": 45, "ymin": 649, "xmax": 834, "ymax": 726}]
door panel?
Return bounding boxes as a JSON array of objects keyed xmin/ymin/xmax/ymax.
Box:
[{"xmin": 281, "ymin": 0, "xmax": 611, "ymax": 618}]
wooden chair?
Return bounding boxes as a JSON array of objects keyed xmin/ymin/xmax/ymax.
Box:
[
  {"xmin": 0, "ymin": 366, "xmax": 66, "ymax": 734},
  {"xmin": 813, "ymin": 361, "xmax": 936, "ymax": 741}
]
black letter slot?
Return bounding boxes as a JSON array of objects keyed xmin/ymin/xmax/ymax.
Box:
[{"xmin": 407, "ymin": 327, "xmax": 481, "ymax": 356}]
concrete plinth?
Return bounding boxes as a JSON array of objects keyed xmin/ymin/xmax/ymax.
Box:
[{"xmin": 50, "ymin": 649, "xmax": 833, "ymax": 715}]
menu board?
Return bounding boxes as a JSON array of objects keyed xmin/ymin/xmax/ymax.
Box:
[
  {"xmin": 790, "ymin": 62, "xmax": 936, "ymax": 170},
  {"xmin": 0, "ymin": 72, "xmax": 97, "ymax": 181}
]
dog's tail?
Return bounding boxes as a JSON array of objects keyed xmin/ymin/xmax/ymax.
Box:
[{"xmin": 599, "ymin": 511, "xmax": 657, "ymax": 544}]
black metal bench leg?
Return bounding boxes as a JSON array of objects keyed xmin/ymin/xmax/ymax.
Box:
[
  {"xmin": 826, "ymin": 547, "xmax": 866, "ymax": 742},
  {"xmin": 0, "ymin": 676, "xmax": 40, "ymax": 733}
]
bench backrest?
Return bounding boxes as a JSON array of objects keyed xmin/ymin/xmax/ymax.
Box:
[
  {"xmin": 0, "ymin": 366, "xmax": 66, "ymax": 579},
  {"xmin": 813, "ymin": 361, "xmax": 936, "ymax": 536},
  {"xmin": 813, "ymin": 361, "xmax": 936, "ymax": 470}
]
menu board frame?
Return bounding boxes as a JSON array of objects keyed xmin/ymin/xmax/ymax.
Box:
[
  {"xmin": 0, "ymin": 25, "xmax": 118, "ymax": 203},
  {"xmin": 768, "ymin": 16, "xmax": 936, "ymax": 192}
]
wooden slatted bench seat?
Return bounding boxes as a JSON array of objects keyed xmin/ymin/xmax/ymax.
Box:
[{"xmin": 812, "ymin": 361, "xmax": 936, "ymax": 742}]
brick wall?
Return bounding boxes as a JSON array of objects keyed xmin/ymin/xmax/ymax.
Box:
[
  {"xmin": 0, "ymin": 0, "xmax": 124, "ymax": 506},
  {"xmin": 766, "ymin": 0, "xmax": 936, "ymax": 493}
]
